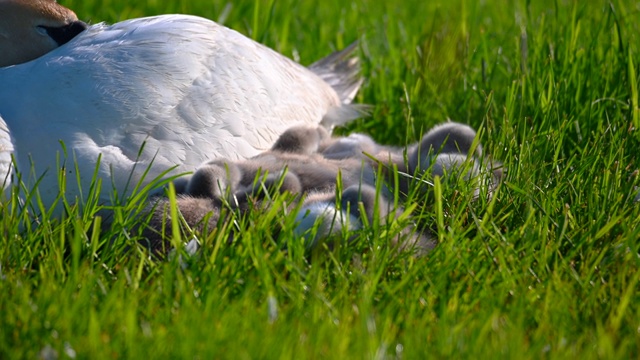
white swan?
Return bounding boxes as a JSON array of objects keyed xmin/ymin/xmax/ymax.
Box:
[{"xmin": 0, "ymin": 0, "xmax": 365, "ymax": 211}]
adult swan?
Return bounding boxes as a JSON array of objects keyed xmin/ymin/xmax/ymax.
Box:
[{"xmin": 0, "ymin": 0, "xmax": 365, "ymax": 211}]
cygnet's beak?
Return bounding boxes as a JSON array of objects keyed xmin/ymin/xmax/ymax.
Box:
[{"xmin": 38, "ymin": 20, "xmax": 88, "ymax": 46}]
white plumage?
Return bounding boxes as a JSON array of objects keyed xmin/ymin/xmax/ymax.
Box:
[{"xmin": 0, "ymin": 2, "xmax": 364, "ymax": 210}]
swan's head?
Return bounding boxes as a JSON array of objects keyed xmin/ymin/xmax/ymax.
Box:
[{"xmin": 0, "ymin": 0, "xmax": 87, "ymax": 67}]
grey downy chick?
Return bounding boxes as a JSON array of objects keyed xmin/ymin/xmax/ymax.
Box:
[
  {"xmin": 407, "ymin": 121, "xmax": 502, "ymax": 198},
  {"xmin": 293, "ymin": 183, "xmax": 435, "ymax": 256}
]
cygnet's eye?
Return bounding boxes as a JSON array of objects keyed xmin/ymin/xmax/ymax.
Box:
[{"xmin": 36, "ymin": 21, "xmax": 87, "ymax": 46}]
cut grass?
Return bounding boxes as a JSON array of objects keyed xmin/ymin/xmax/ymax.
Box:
[{"xmin": 1, "ymin": 0, "xmax": 640, "ymax": 358}]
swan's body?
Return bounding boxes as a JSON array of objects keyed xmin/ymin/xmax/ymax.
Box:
[{"xmin": 0, "ymin": 4, "xmax": 364, "ymax": 210}]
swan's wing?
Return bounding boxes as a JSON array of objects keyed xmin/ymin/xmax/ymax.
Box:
[{"xmin": 46, "ymin": 15, "xmax": 345, "ymax": 167}]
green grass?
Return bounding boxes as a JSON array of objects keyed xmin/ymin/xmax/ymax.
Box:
[{"xmin": 2, "ymin": 0, "xmax": 640, "ymax": 358}]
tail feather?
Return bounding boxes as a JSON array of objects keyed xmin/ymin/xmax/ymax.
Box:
[
  {"xmin": 309, "ymin": 42, "xmax": 364, "ymax": 105},
  {"xmin": 320, "ymin": 104, "xmax": 373, "ymax": 129}
]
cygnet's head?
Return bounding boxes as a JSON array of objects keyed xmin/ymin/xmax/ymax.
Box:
[
  {"xmin": 321, "ymin": 133, "xmax": 379, "ymax": 160},
  {"xmin": 409, "ymin": 122, "xmax": 482, "ymax": 173},
  {"xmin": 186, "ymin": 160, "xmax": 242, "ymax": 199},
  {"xmin": 0, "ymin": 0, "xmax": 87, "ymax": 67},
  {"xmin": 271, "ymin": 125, "xmax": 330, "ymax": 155}
]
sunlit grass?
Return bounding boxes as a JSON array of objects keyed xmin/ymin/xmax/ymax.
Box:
[{"xmin": 1, "ymin": 0, "xmax": 639, "ymax": 358}]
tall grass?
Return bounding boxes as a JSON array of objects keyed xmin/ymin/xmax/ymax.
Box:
[{"xmin": 1, "ymin": 0, "xmax": 639, "ymax": 358}]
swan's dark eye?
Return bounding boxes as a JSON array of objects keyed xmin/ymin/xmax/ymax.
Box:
[{"xmin": 37, "ymin": 20, "xmax": 88, "ymax": 46}]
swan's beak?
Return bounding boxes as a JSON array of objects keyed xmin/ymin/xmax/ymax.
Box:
[{"xmin": 38, "ymin": 20, "xmax": 88, "ymax": 46}]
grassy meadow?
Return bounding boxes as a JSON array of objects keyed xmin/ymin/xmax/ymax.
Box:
[{"xmin": 2, "ymin": 0, "xmax": 640, "ymax": 358}]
